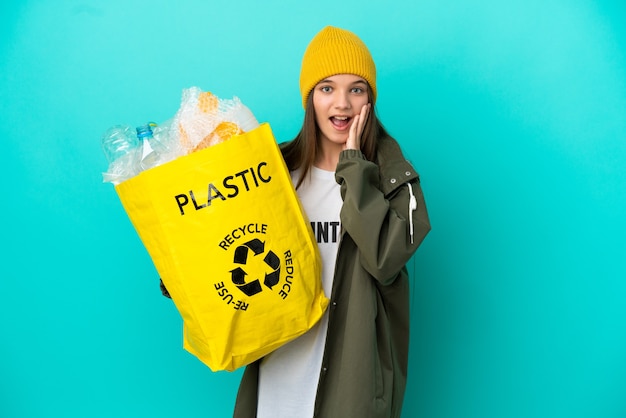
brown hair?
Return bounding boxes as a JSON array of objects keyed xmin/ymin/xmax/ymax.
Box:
[{"xmin": 282, "ymin": 85, "xmax": 389, "ymax": 190}]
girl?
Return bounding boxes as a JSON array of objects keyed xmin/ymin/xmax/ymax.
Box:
[{"xmin": 233, "ymin": 26, "xmax": 431, "ymax": 418}]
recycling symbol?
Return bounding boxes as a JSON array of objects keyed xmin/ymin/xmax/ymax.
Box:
[{"xmin": 230, "ymin": 238, "xmax": 280, "ymax": 296}]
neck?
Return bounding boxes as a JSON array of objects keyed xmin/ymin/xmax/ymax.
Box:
[{"xmin": 314, "ymin": 142, "xmax": 343, "ymax": 171}]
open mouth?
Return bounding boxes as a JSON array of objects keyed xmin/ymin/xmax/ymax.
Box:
[{"xmin": 330, "ymin": 116, "xmax": 351, "ymax": 129}]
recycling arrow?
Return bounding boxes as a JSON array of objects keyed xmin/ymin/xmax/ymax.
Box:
[
  {"xmin": 230, "ymin": 239, "xmax": 281, "ymax": 296},
  {"xmin": 263, "ymin": 251, "xmax": 280, "ymax": 289},
  {"xmin": 234, "ymin": 238, "xmax": 265, "ymax": 264}
]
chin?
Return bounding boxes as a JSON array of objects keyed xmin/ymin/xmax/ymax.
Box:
[{"xmin": 332, "ymin": 134, "xmax": 349, "ymax": 144}]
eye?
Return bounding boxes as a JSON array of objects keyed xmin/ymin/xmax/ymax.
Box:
[
  {"xmin": 319, "ymin": 85, "xmax": 332, "ymax": 93},
  {"xmin": 351, "ymin": 86, "xmax": 365, "ymax": 94}
]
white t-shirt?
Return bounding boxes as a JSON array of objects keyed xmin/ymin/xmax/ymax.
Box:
[{"xmin": 257, "ymin": 166, "xmax": 342, "ymax": 418}]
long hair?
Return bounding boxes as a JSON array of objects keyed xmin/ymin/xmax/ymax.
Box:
[{"xmin": 282, "ymin": 85, "xmax": 389, "ymax": 190}]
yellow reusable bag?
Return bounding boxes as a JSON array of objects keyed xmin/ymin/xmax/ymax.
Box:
[{"xmin": 115, "ymin": 123, "xmax": 328, "ymax": 372}]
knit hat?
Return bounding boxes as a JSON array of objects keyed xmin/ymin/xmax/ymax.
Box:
[{"xmin": 299, "ymin": 26, "xmax": 377, "ymax": 108}]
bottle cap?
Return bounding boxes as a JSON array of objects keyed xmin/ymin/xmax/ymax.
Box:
[{"xmin": 136, "ymin": 122, "xmax": 157, "ymax": 139}]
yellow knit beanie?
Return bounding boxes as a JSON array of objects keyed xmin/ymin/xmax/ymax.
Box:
[{"xmin": 299, "ymin": 26, "xmax": 377, "ymax": 108}]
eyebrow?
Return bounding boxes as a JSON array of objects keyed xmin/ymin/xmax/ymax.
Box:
[{"xmin": 319, "ymin": 78, "xmax": 368, "ymax": 85}]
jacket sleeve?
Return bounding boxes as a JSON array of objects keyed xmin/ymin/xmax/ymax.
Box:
[{"xmin": 335, "ymin": 149, "xmax": 430, "ymax": 285}]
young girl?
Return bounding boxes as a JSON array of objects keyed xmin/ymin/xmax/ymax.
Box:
[{"xmin": 233, "ymin": 26, "xmax": 431, "ymax": 418}]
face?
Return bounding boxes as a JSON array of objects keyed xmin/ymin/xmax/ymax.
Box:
[{"xmin": 312, "ymin": 74, "xmax": 370, "ymax": 147}]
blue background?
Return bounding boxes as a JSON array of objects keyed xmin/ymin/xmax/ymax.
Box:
[{"xmin": 1, "ymin": 1, "xmax": 625, "ymax": 417}]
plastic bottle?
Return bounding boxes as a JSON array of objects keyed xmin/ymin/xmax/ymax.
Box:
[
  {"xmin": 101, "ymin": 125, "xmax": 138, "ymax": 164},
  {"xmin": 101, "ymin": 125, "xmax": 142, "ymax": 184},
  {"xmin": 137, "ymin": 122, "xmax": 159, "ymax": 170}
]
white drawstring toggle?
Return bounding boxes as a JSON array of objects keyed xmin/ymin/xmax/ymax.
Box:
[{"xmin": 407, "ymin": 183, "xmax": 417, "ymax": 244}]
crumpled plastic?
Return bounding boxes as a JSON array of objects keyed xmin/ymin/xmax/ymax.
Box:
[
  {"xmin": 175, "ymin": 87, "xmax": 259, "ymax": 154},
  {"xmin": 102, "ymin": 87, "xmax": 259, "ymax": 184}
]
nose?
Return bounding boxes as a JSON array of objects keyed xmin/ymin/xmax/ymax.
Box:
[{"xmin": 333, "ymin": 90, "xmax": 351, "ymax": 110}]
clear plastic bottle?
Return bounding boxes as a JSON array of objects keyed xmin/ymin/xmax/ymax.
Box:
[
  {"xmin": 137, "ymin": 122, "xmax": 159, "ymax": 170},
  {"xmin": 101, "ymin": 125, "xmax": 142, "ymax": 184},
  {"xmin": 101, "ymin": 125, "xmax": 138, "ymax": 164}
]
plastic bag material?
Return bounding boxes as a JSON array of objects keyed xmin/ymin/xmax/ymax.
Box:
[
  {"xmin": 174, "ymin": 87, "xmax": 259, "ymax": 154},
  {"xmin": 102, "ymin": 87, "xmax": 259, "ymax": 184},
  {"xmin": 114, "ymin": 123, "xmax": 328, "ymax": 372}
]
